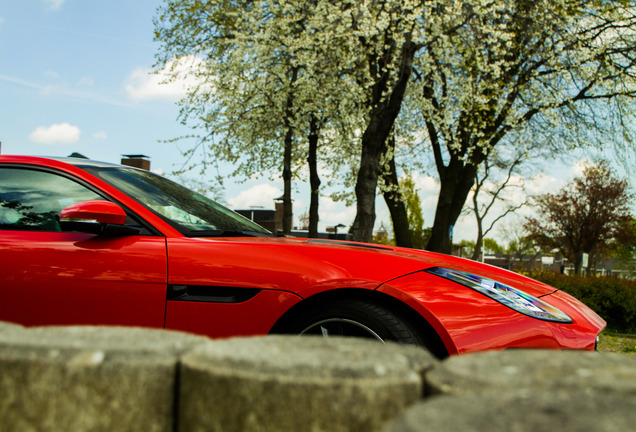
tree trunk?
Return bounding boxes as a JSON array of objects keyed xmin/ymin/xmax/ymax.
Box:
[
  {"xmin": 426, "ymin": 157, "xmax": 479, "ymax": 254},
  {"xmin": 282, "ymin": 125, "xmax": 293, "ymax": 235},
  {"xmin": 350, "ymin": 39, "xmax": 418, "ymax": 243},
  {"xmin": 471, "ymin": 189, "xmax": 484, "ymax": 260},
  {"xmin": 471, "ymin": 233, "xmax": 484, "ymax": 261},
  {"xmin": 573, "ymin": 254, "xmax": 582, "ymax": 275},
  {"xmin": 307, "ymin": 116, "xmax": 321, "ymax": 238},
  {"xmin": 381, "ymin": 137, "xmax": 412, "ymax": 248},
  {"xmin": 351, "ymin": 142, "xmax": 382, "ymax": 242},
  {"xmin": 281, "ymin": 68, "xmax": 299, "ymax": 236}
]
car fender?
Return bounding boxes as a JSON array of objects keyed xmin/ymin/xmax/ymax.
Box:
[{"xmin": 376, "ymin": 271, "xmax": 563, "ymax": 355}]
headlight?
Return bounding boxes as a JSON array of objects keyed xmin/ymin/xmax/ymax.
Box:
[{"xmin": 426, "ymin": 267, "xmax": 572, "ymax": 323}]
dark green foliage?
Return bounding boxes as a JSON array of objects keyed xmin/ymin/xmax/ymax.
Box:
[{"xmin": 530, "ymin": 271, "xmax": 636, "ymax": 333}]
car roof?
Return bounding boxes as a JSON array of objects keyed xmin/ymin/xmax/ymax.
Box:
[
  {"xmin": 0, "ymin": 154, "xmax": 134, "ymax": 170},
  {"xmin": 47, "ymin": 156, "xmax": 124, "ymax": 168}
]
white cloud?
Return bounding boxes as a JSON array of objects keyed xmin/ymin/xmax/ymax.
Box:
[
  {"xmin": 0, "ymin": 17, "xmax": 5, "ymax": 24},
  {"xmin": 525, "ymin": 172, "xmax": 565, "ymax": 197},
  {"xmin": 93, "ymin": 131, "xmax": 107, "ymax": 140},
  {"xmin": 44, "ymin": 0, "xmax": 65, "ymax": 11},
  {"xmin": 410, "ymin": 172, "xmax": 440, "ymax": 194},
  {"xmin": 570, "ymin": 158, "xmax": 593, "ymax": 178},
  {"xmin": 77, "ymin": 76, "xmax": 95, "ymax": 87},
  {"xmin": 227, "ymin": 184, "xmax": 283, "ymax": 209},
  {"xmin": 125, "ymin": 56, "xmax": 208, "ymax": 102},
  {"xmin": 315, "ymin": 195, "xmax": 357, "ymax": 232},
  {"xmin": 29, "ymin": 123, "xmax": 81, "ymax": 145}
]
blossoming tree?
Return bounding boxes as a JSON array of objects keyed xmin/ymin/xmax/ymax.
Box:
[{"xmin": 155, "ymin": 0, "xmax": 636, "ymax": 252}]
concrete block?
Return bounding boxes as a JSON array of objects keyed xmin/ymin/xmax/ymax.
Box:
[
  {"xmin": 0, "ymin": 320, "xmax": 24, "ymax": 333},
  {"xmin": 426, "ymin": 349, "xmax": 636, "ymax": 397},
  {"xmin": 385, "ymin": 392, "xmax": 636, "ymax": 432},
  {"xmin": 178, "ymin": 335, "xmax": 438, "ymax": 432},
  {"xmin": 0, "ymin": 325, "xmax": 209, "ymax": 432}
]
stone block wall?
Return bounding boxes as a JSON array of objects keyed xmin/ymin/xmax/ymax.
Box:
[{"xmin": 0, "ymin": 321, "xmax": 634, "ymax": 432}]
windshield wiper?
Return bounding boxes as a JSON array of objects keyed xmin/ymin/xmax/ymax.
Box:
[{"xmin": 184, "ymin": 229, "xmax": 272, "ymax": 238}]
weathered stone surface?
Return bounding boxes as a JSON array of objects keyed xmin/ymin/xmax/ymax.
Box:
[
  {"xmin": 6, "ymin": 324, "xmax": 632, "ymax": 432},
  {"xmin": 0, "ymin": 320, "xmax": 23, "ymax": 333},
  {"xmin": 385, "ymin": 392, "xmax": 636, "ymax": 432},
  {"xmin": 179, "ymin": 335, "xmax": 438, "ymax": 432},
  {"xmin": 426, "ymin": 349, "xmax": 636, "ymax": 397},
  {"xmin": 0, "ymin": 325, "xmax": 210, "ymax": 432}
]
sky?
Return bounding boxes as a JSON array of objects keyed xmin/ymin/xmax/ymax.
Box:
[
  {"xmin": 1, "ymin": 0, "xmax": 630, "ymax": 244},
  {"xmin": 0, "ymin": 1, "xmax": 187, "ymax": 166}
]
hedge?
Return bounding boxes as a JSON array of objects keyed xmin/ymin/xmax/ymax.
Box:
[{"xmin": 528, "ymin": 271, "xmax": 636, "ymax": 334}]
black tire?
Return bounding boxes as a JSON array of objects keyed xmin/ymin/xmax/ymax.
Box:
[{"xmin": 286, "ymin": 299, "xmax": 426, "ymax": 346}]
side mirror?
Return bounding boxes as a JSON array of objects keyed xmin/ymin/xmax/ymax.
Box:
[{"xmin": 59, "ymin": 200, "xmax": 139, "ymax": 235}]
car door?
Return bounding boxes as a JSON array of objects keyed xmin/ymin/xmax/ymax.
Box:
[{"xmin": 0, "ymin": 165, "xmax": 167, "ymax": 327}]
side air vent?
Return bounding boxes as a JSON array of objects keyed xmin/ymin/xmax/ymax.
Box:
[{"xmin": 167, "ymin": 285, "xmax": 261, "ymax": 303}]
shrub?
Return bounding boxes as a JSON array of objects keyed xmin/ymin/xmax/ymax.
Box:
[{"xmin": 528, "ymin": 271, "xmax": 636, "ymax": 333}]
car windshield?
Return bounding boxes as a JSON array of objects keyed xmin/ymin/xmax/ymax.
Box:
[{"xmin": 82, "ymin": 166, "xmax": 272, "ymax": 237}]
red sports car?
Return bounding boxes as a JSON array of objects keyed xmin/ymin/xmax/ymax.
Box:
[{"xmin": 0, "ymin": 155, "xmax": 605, "ymax": 357}]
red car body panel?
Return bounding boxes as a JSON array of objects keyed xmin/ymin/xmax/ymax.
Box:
[
  {"xmin": 0, "ymin": 155, "xmax": 606, "ymax": 356},
  {"xmin": 377, "ymin": 271, "xmax": 602, "ymax": 355},
  {"xmin": 165, "ymin": 291, "xmax": 302, "ymax": 338},
  {"xmin": 168, "ymin": 237, "xmax": 430, "ymax": 293},
  {"xmin": 0, "ymin": 230, "xmax": 167, "ymax": 328}
]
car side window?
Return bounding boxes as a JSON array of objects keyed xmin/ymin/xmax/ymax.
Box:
[{"xmin": 0, "ymin": 167, "xmax": 102, "ymax": 232}]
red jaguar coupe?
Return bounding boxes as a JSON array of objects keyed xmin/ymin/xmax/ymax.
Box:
[{"xmin": 0, "ymin": 155, "xmax": 605, "ymax": 357}]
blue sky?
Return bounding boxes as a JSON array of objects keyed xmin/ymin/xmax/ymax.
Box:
[
  {"xmin": 0, "ymin": 0, "xmax": 362, "ymax": 232},
  {"xmin": 0, "ymin": 1, "xmax": 189, "ymax": 170},
  {"xmin": 1, "ymin": 0, "xmax": 630, "ymax": 243},
  {"xmin": 0, "ymin": 0, "xmax": 365, "ymax": 233}
]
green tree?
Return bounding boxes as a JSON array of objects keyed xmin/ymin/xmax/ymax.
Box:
[
  {"xmin": 505, "ymin": 234, "xmax": 539, "ymax": 272},
  {"xmin": 401, "ymin": 174, "xmax": 426, "ymax": 249},
  {"xmin": 155, "ymin": 1, "xmax": 636, "ymax": 249},
  {"xmin": 483, "ymin": 238, "xmax": 503, "ymax": 255},
  {"xmin": 458, "ymin": 240, "xmax": 476, "ymax": 259},
  {"xmin": 407, "ymin": 0, "xmax": 636, "ymax": 254},
  {"xmin": 154, "ymin": 0, "xmax": 434, "ymax": 242},
  {"xmin": 154, "ymin": 0, "xmax": 358, "ymax": 235},
  {"xmin": 525, "ymin": 163, "xmax": 634, "ymax": 274},
  {"xmin": 612, "ymin": 217, "xmax": 636, "ymax": 275}
]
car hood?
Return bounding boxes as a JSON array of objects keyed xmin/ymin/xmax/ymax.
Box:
[{"xmin": 182, "ymin": 236, "xmax": 558, "ymax": 298}]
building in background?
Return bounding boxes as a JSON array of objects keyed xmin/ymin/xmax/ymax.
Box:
[{"xmin": 121, "ymin": 154, "xmax": 151, "ymax": 171}]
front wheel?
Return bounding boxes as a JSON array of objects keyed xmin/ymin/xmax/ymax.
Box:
[{"xmin": 286, "ymin": 299, "xmax": 426, "ymax": 346}]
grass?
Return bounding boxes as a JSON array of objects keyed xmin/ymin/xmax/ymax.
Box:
[{"xmin": 597, "ymin": 333, "xmax": 636, "ymax": 354}]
